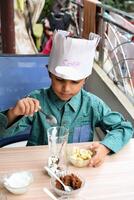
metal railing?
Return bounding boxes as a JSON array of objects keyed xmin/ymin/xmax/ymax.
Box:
[{"xmin": 96, "ymin": 3, "xmax": 134, "ymax": 104}]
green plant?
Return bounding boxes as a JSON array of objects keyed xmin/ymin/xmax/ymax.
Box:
[
  {"xmin": 102, "ymin": 0, "xmax": 127, "ymax": 10},
  {"xmin": 44, "ymin": 0, "xmax": 54, "ymax": 16},
  {"xmin": 39, "ymin": 0, "xmax": 54, "ymax": 21}
]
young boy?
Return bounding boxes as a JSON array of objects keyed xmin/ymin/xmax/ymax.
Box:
[{"xmin": 0, "ymin": 30, "xmax": 133, "ymax": 167}]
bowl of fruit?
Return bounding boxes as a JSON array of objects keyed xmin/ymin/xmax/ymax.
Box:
[{"xmin": 68, "ymin": 146, "xmax": 93, "ymax": 168}]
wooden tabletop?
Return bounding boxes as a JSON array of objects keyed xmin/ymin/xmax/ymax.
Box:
[{"xmin": 0, "ymin": 139, "xmax": 134, "ymax": 200}]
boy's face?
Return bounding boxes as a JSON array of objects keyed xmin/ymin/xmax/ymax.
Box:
[{"xmin": 50, "ymin": 74, "xmax": 85, "ymax": 101}]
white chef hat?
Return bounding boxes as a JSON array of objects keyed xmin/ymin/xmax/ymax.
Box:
[{"xmin": 48, "ymin": 30, "xmax": 100, "ymax": 80}]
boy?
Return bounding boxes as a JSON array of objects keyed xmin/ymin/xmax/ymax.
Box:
[{"xmin": 0, "ymin": 30, "xmax": 133, "ymax": 167}]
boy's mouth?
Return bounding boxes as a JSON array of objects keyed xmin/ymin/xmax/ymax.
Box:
[{"xmin": 59, "ymin": 93, "xmax": 72, "ymax": 100}]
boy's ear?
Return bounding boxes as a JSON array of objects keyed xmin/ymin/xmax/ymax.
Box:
[
  {"xmin": 85, "ymin": 77, "xmax": 89, "ymax": 82},
  {"xmin": 84, "ymin": 77, "xmax": 89, "ymax": 85}
]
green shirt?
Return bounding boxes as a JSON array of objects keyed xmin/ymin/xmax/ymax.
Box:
[{"xmin": 0, "ymin": 87, "xmax": 133, "ymax": 152}]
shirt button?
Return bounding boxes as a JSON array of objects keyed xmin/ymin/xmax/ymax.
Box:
[{"xmin": 61, "ymin": 121, "xmax": 68, "ymax": 126}]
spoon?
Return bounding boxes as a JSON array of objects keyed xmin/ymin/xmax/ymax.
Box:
[
  {"xmin": 45, "ymin": 166, "xmax": 72, "ymax": 192},
  {"xmin": 43, "ymin": 187, "xmax": 58, "ymax": 200},
  {"xmin": 0, "ymin": 191, "xmax": 7, "ymax": 200},
  {"xmin": 38, "ymin": 106, "xmax": 57, "ymax": 125}
]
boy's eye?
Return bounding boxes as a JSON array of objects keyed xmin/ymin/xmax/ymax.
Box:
[
  {"xmin": 55, "ymin": 76, "xmax": 81, "ymax": 84},
  {"xmin": 55, "ymin": 77, "xmax": 63, "ymax": 82},
  {"xmin": 72, "ymin": 81, "xmax": 80, "ymax": 84}
]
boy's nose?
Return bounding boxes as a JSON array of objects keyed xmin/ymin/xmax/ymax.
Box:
[{"xmin": 62, "ymin": 83, "xmax": 71, "ymax": 92}]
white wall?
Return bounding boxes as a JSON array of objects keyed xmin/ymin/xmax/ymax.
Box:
[{"xmin": 84, "ymin": 63, "xmax": 134, "ymax": 127}]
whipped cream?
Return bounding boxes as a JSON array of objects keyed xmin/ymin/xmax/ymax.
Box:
[{"xmin": 4, "ymin": 171, "xmax": 32, "ymax": 188}]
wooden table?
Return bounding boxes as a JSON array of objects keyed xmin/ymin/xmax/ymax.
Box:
[{"xmin": 0, "ymin": 139, "xmax": 134, "ymax": 200}]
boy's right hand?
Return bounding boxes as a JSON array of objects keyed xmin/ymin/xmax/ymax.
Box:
[
  {"xmin": 88, "ymin": 142, "xmax": 110, "ymax": 167},
  {"xmin": 9, "ymin": 97, "xmax": 40, "ymax": 117}
]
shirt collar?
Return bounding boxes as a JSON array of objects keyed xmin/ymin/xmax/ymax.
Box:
[{"xmin": 48, "ymin": 87, "xmax": 81, "ymax": 112}]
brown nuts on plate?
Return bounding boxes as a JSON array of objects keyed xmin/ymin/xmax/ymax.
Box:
[
  {"xmin": 56, "ymin": 173, "xmax": 82, "ymax": 191},
  {"xmin": 50, "ymin": 171, "xmax": 85, "ymax": 196}
]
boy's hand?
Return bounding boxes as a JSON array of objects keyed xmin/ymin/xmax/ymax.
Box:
[
  {"xmin": 8, "ymin": 97, "xmax": 40, "ymax": 117},
  {"xmin": 88, "ymin": 142, "xmax": 110, "ymax": 167}
]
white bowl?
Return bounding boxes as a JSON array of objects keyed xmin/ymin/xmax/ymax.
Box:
[
  {"xmin": 58, "ymin": 196, "xmax": 88, "ymax": 200},
  {"xmin": 50, "ymin": 171, "xmax": 85, "ymax": 197},
  {"xmin": 68, "ymin": 146, "xmax": 93, "ymax": 168},
  {"xmin": 69, "ymin": 156, "xmax": 90, "ymax": 167},
  {"xmin": 3, "ymin": 171, "xmax": 33, "ymax": 195}
]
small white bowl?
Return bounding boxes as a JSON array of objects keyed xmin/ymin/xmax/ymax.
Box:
[
  {"xmin": 3, "ymin": 171, "xmax": 33, "ymax": 195},
  {"xmin": 68, "ymin": 146, "xmax": 93, "ymax": 168},
  {"xmin": 69, "ymin": 156, "xmax": 90, "ymax": 168},
  {"xmin": 58, "ymin": 196, "xmax": 88, "ymax": 200},
  {"xmin": 50, "ymin": 171, "xmax": 85, "ymax": 197}
]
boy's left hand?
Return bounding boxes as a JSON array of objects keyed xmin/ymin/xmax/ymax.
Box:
[{"xmin": 88, "ymin": 142, "xmax": 110, "ymax": 167}]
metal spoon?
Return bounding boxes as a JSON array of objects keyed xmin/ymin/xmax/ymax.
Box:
[
  {"xmin": 38, "ymin": 106, "xmax": 57, "ymax": 125},
  {"xmin": 0, "ymin": 191, "xmax": 7, "ymax": 200},
  {"xmin": 45, "ymin": 166, "xmax": 72, "ymax": 192},
  {"xmin": 43, "ymin": 187, "xmax": 58, "ymax": 200}
]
